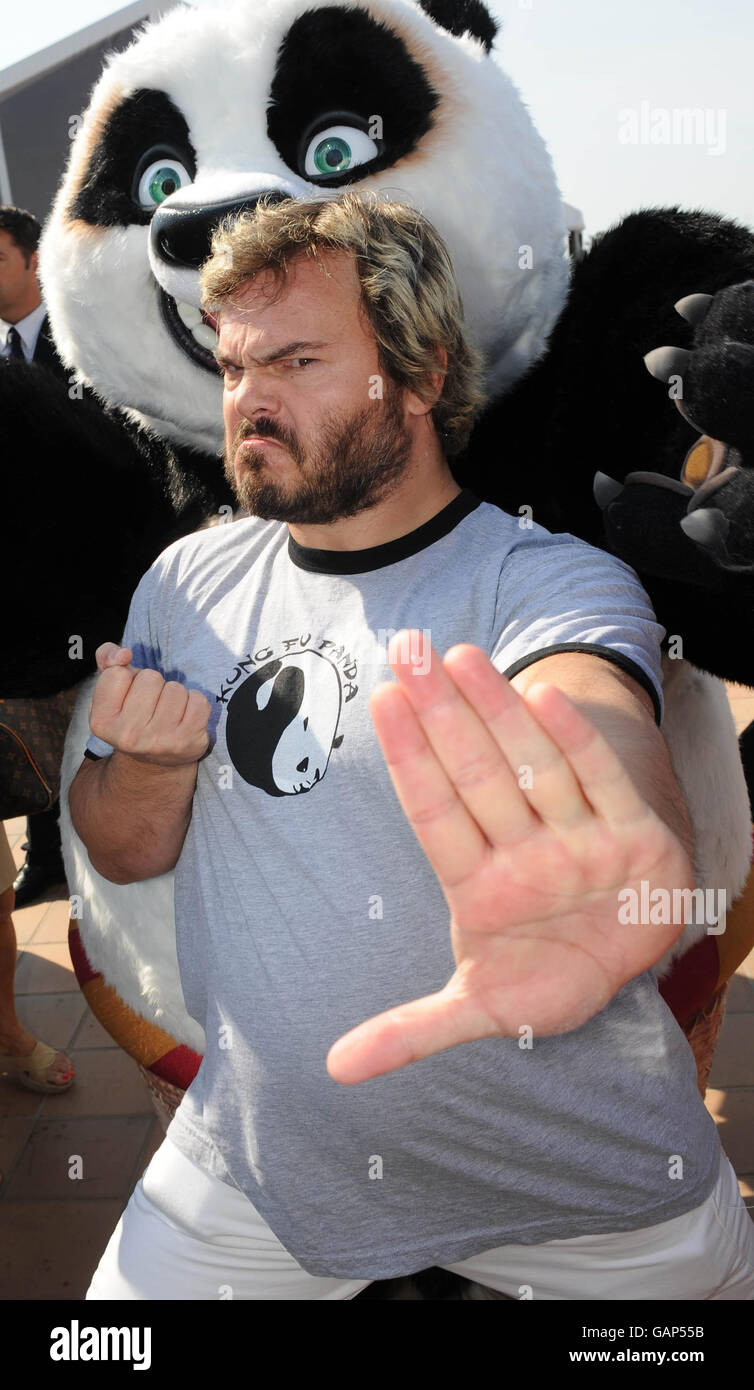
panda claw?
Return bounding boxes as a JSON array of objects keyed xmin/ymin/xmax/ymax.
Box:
[
  {"xmin": 593, "ymin": 471, "xmax": 625, "ymax": 510},
  {"xmin": 674, "ymin": 293, "xmax": 714, "ymax": 326},
  {"xmin": 679, "ymin": 507, "xmax": 730, "ymax": 560},
  {"xmin": 643, "ymin": 346, "xmax": 692, "ymax": 382}
]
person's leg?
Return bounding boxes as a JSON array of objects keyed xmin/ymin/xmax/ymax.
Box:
[
  {"xmin": 13, "ymin": 804, "xmax": 66, "ymax": 908},
  {"xmin": 0, "ymin": 827, "xmax": 73, "ymax": 1087},
  {"xmin": 25, "ymin": 801, "xmax": 65, "ymax": 869},
  {"xmin": 441, "ymin": 1149, "xmax": 754, "ymax": 1300},
  {"xmin": 87, "ymin": 1133, "xmax": 372, "ymax": 1301}
]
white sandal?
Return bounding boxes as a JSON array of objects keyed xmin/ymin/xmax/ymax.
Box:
[{"xmin": 0, "ymin": 1040, "xmax": 75, "ymax": 1094}]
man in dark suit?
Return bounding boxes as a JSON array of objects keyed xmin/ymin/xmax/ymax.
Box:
[{"xmin": 1, "ymin": 205, "xmax": 69, "ymax": 906}]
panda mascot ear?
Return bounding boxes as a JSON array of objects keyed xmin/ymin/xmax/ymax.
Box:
[{"xmin": 415, "ymin": 0, "xmax": 499, "ymax": 52}]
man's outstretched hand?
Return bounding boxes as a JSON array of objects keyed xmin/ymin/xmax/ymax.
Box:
[{"xmin": 326, "ymin": 631, "xmax": 693, "ymax": 1085}]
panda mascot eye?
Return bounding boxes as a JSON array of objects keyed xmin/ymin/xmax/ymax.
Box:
[
  {"xmin": 300, "ymin": 116, "xmax": 382, "ymax": 183},
  {"xmin": 137, "ymin": 160, "xmax": 191, "ymax": 208},
  {"xmin": 133, "ymin": 148, "xmax": 193, "ymax": 211}
]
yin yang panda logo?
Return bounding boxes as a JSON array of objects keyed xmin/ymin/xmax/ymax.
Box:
[{"xmin": 226, "ymin": 651, "xmax": 344, "ymax": 796}]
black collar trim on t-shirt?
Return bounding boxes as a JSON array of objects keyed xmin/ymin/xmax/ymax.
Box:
[{"xmin": 287, "ymin": 488, "xmax": 482, "ymax": 575}]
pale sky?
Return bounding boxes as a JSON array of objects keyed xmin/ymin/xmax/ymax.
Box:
[
  {"xmin": 490, "ymin": 0, "xmax": 754, "ymax": 236},
  {"xmin": 3, "ymin": 0, "xmax": 752, "ymax": 238},
  {"xmin": 2, "ymin": 0, "xmax": 144, "ymax": 68}
]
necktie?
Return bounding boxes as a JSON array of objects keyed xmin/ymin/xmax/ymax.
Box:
[{"xmin": 6, "ymin": 326, "xmax": 26, "ymax": 360}]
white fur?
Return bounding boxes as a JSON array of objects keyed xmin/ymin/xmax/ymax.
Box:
[
  {"xmin": 60, "ymin": 677, "xmax": 205, "ymax": 1052},
  {"xmin": 39, "ymin": 0, "xmax": 570, "ymax": 453},
  {"xmin": 652, "ymin": 655, "xmax": 752, "ymax": 976}
]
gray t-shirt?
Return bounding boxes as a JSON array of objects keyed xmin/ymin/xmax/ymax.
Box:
[{"xmin": 84, "ymin": 489, "xmax": 721, "ymax": 1279}]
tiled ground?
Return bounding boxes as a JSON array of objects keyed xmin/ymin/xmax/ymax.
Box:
[
  {"xmin": 1, "ymin": 683, "xmax": 753, "ymax": 1297},
  {"xmin": 0, "ymin": 816, "xmax": 163, "ymax": 1298}
]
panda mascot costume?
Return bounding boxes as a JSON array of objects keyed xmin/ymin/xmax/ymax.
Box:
[{"xmin": 3, "ymin": 0, "xmax": 754, "ymax": 1293}]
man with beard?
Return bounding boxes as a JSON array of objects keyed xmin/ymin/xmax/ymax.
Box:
[{"xmin": 70, "ymin": 192, "xmax": 754, "ymax": 1299}]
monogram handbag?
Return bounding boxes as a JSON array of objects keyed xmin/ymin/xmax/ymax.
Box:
[{"xmin": 0, "ymin": 683, "xmax": 85, "ymax": 819}]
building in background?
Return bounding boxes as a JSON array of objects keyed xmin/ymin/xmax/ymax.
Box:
[{"xmin": 0, "ymin": 0, "xmax": 181, "ymax": 223}]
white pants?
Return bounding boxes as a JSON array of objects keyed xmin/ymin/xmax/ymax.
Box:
[{"xmin": 86, "ymin": 1135, "xmax": 754, "ymax": 1300}]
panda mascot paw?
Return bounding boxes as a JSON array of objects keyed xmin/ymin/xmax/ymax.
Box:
[
  {"xmin": 591, "ymin": 280, "xmax": 754, "ymax": 1083},
  {"xmin": 595, "ymin": 279, "xmax": 754, "ymax": 587}
]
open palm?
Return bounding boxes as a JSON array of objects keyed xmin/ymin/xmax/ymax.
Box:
[{"xmin": 326, "ymin": 631, "xmax": 693, "ymax": 1084}]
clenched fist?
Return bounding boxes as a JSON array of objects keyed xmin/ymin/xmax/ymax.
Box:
[{"xmin": 89, "ymin": 643, "xmax": 212, "ymax": 767}]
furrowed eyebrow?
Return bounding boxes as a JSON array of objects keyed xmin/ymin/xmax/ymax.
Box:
[{"xmin": 214, "ymin": 340, "xmax": 330, "ymax": 368}]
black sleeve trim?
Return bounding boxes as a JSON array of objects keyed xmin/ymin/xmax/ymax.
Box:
[
  {"xmin": 502, "ymin": 642, "xmax": 662, "ymax": 727},
  {"xmin": 83, "ymin": 749, "xmax": 103, "ymax": 761}
]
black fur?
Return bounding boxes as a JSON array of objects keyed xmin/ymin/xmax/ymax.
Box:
[
  {"xmin": 457, "ymin": 208, "xmax": 754, "ymax": 539},
  {"xmin": 415, "ymin": 0, "xmax": 498, "ymax": 52},
  {"xmin": 0, "ymin": 360, "xmax": 233, "ymax": 696},
  {"xmin": 454, "ymin": 208, "xmax": 754, "ymax": 686},
  {"xmin": 68, "ymin": 89, "xmax": 197, "ymax": 228},
  {"xmin": 678, "ymin": 280, "xmax": 754, "ymax": 449},
  {"xmin": 268, "ymin": 7, "xmax": 440, "ymax": 186}
]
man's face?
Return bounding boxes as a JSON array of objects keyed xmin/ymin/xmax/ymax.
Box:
[
  {"xmin": 215, "ymin": 250, "xmax": 415, "ymax": 524},
  {"xmin": 0, "ymin": 231, "xmax": 38, "ymax": 318}
]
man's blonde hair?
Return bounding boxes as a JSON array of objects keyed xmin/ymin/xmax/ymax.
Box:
[{"xmin": 200, "ymin": 190, "xmax": 488, "ymax": 458}]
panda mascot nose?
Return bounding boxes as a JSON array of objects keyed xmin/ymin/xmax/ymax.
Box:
[{"xmin": 151, "ymin": 189, "xmax": 291, "ymax": 269}]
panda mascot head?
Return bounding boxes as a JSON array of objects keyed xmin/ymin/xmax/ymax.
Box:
[{"xmin": 40, "ymin": 0, "xmax": 571, "ymax": 459}]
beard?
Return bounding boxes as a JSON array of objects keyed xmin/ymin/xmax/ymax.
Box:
[{"xmin": 223, "ymin": 377, "xmax": 414, "ymax": 525}]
